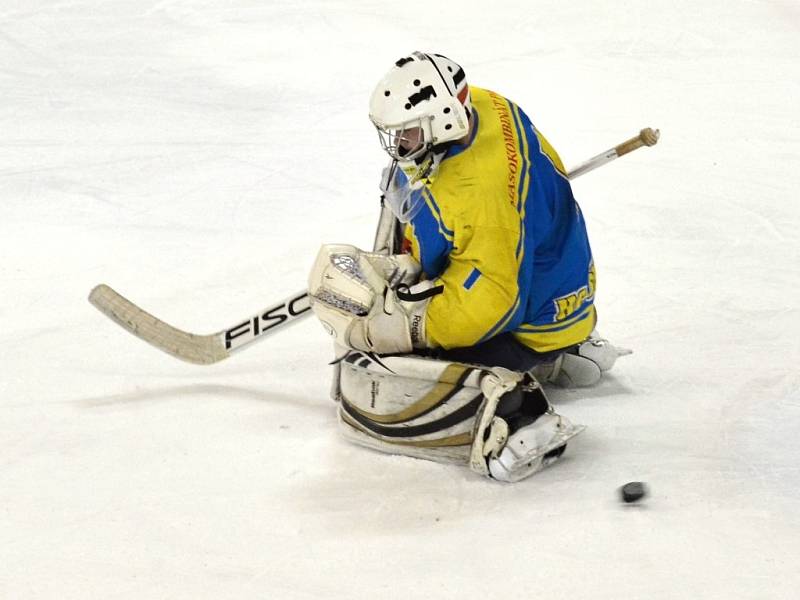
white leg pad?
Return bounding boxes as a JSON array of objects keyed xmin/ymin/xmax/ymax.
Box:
[
  {"xmin": 333, "ymin": 351, "xmax": 583, "ymax": 482},
  {"xmin": 532, "ymin": 330, "xmax": 633, "ymax": 388},
  {"xmin": 554, "ymin": 353, "xmax": 603, "ymax": 387},
  {"xmin": 335, "ymin": 351, "xmax": 489, "ymax": 466},
  {"xmin": 578, "ymin": 330, "xmax": 632, "ymax": 372}
]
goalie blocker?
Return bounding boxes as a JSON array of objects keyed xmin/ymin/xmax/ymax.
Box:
[{"xmin": 333, "ymin": 350, "xmax": 584, "ymax": 482}]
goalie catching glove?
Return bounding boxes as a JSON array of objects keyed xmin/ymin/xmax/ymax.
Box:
[{"xmin": 308, "ymin": 244, "xmax": 440, "ymax": 354}]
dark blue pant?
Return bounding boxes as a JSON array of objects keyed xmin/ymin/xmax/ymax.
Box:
[{"xmin": 431, "ymin": 333, "xmax": 568, "ymax": 372}]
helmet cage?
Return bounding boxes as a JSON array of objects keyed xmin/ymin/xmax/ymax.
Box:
[{"xmin": 374, "ymin": 116, "xmax": 434, "ymax": 162}]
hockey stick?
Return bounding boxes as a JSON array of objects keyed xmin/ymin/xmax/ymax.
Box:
[
  {"xmin": 566, "ymin": 127, "xmax": 659, "ymax": 179},
  {"xmin": 89, "ymin": 285, "xmax": 310, "ymax": 365},
  {"xmin": 88, "ymin": 127, "xmax": 659, "ymax": 365}
]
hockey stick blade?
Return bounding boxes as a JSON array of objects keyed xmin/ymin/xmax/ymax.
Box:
[{"xmin": 88, "ymin": 284, "xmax": 311, "ymax": 365}]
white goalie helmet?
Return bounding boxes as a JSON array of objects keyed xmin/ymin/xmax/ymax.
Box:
[{"xmin": 369, "ymin": 52, "xmax": 472, "ymax": 162}]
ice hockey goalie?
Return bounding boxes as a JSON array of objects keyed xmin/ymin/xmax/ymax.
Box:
[{"xmin": 306, "ymin": 52, "xmax": 629, "ymax": 482}]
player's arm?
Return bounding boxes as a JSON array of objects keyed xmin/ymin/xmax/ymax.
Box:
[
  {"xmin": 425, "ymin": 224, "xmax": 521, "ymax": 349},
  {"xmin": 307, "ymin": 214, "xmax": 523, "ymax": 355}
]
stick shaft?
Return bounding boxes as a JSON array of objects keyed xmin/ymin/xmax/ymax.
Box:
[{"xmin": 567, "ymin": 127, "xmax": 660, "ymax": 180}]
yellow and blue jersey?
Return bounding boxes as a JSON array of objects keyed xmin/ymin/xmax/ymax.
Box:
[{"xmin": 402, "ymin": 87, "xmax": 596, "ymax": 353}]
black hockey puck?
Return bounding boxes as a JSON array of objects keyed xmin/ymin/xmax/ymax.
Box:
[{"xmin": 620, "ymin": 481, "xmax": 647, "ymax": 503}]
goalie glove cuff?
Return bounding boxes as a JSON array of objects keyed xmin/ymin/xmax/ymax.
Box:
[
  {"xmin": 392, "ymin": 280, "xmax": 438, "ymax": 348},
  {"xmin": 360, "ymin": 280, "xmax": 436, "ymax": 353}
]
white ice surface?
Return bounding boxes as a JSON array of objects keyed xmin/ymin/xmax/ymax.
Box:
[{"xmin": 1, "ymin": 1, "xmax": 799, "ymax": 598}]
